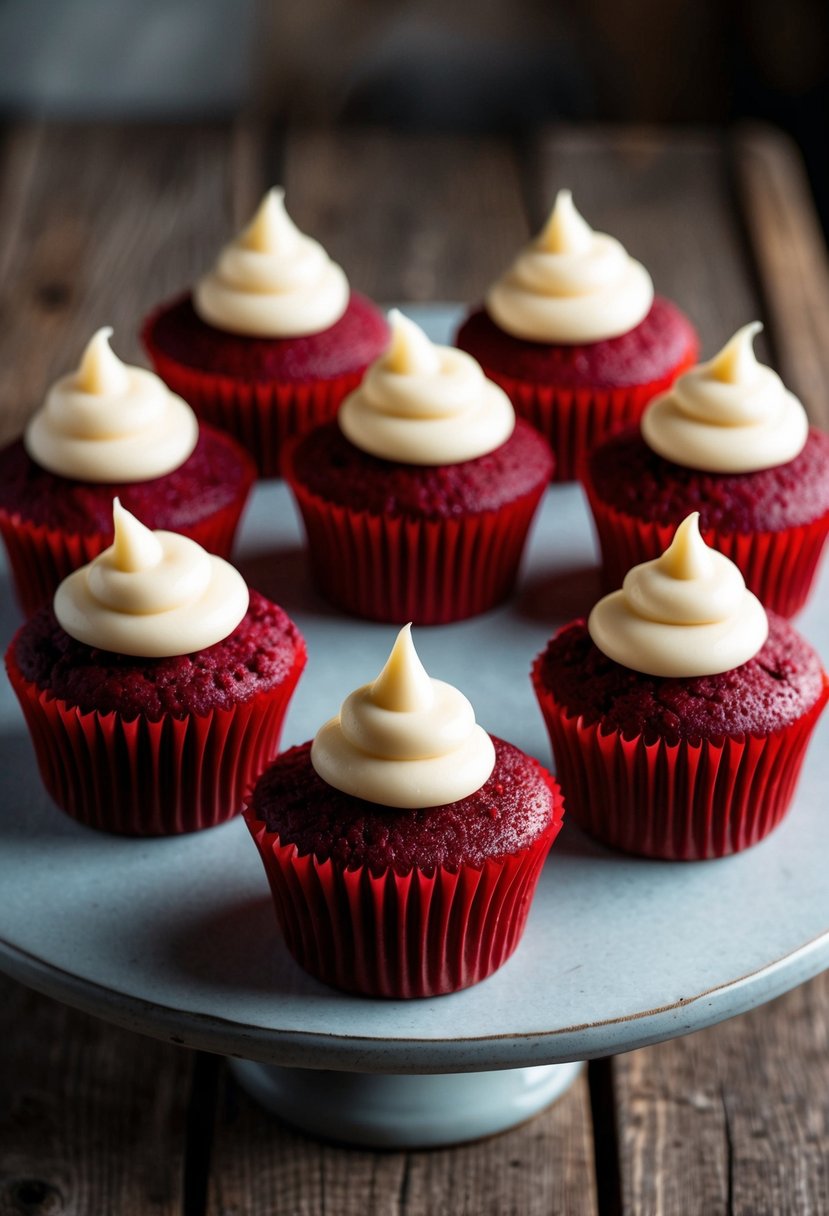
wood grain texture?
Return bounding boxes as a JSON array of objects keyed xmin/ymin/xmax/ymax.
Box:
[
  {"xmin": 0, "ymin": 122, "xmax": 263, "ymax": 445},
  {"xmin": 614, "ymin": 971, "xmax": 829, "ymax": 1216},
  {"xmin": 206, "ymin": 1062, "xmax": 598, "ymax": 1216},
  {"xmin": 282, "ymin": 128, "xmax": 528, "ymax": 304},
  {"xmin": 734, "ymin": 123, "xmax": 829, "ymax": 428},
  {"xmin": 0, "ymin": 976, "xmax": 192, "ymax": 1216}
]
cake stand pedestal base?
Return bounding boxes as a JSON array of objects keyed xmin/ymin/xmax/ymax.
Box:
[{"xmin": 229, "ymin": 1058, "xmax": 584, "ymax": 1147}]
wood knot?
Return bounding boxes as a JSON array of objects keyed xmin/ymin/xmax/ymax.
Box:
[
  {"xmin": 35, "ymin": 282, "xmax": 71, "ymax": 311},
  {"xmin": 7, "ymin": 1178, "xmax": 64, "ymax": 1214}
]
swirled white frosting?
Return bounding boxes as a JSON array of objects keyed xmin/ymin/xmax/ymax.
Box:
[
  {"xmin": 485, "ymin": 190, "xmax": 654, "ymax": 343},
  {"xmin": 641, "ymin": 322, "xmax": 808, "ymax": 472},
  {"xmin": 311, "ymin": 624, "xmax": 496, "ymax": 808},
  {"xmin": 338, "ymin": 310, "xmax": 514, "ymax": 464},
  {"xmin": 54, "ymin": 499, "xmax": 249, "ymax": 657},
  {"xmin": 588, "ymin": 513, "xmax": 768, "ymax": 677},
  {"xmin": 24, "ymin": 328, "xmax": 198, "ymax": 482},
  {"xmin": 193, "ymin": 188, "xmax": 349, "ymax": 338}
]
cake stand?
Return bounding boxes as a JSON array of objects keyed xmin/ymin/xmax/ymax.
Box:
[{"xmin": 2, "ymin": 307, "xmax": 828, "ymax": 1147}]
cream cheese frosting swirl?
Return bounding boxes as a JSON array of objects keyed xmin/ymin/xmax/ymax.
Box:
[
  {"xmin": 338, "ymin": 310, "xmax": 514, "ymax": 464},
  {"xmin": 485, "ymin": 190, "xmax": 654, "ymax": 344},
  {"xmin": 588, "ymin": 513, "xmax": 768, "ymax": 677},
  {"xmin": 193, "ymin": 188, "xmax": 349, "ymax": 338},
  {"xmin": 25, "ymin": 328, "xmax": 198, "ymax": 482},
  {"xmin": 54, "ymin": 499, "xmax": 249, "ymax": 657},
  {"xmin": 641, "ymin": 322, "xmax": 809, "ymax": 472},
  {"xmin": 311, "ymin": 624, "xmax": 496, "ymax": 808}
]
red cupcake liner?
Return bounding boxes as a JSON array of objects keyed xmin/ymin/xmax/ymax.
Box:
[
  {"xmin": 285, "ymin": 457, "xmax": 547, "ymax": 626},
  {"xmin": 0, "ymin": 481, "xmax": 253, "ymax": 619},
  {"xmin": 532, "ymin": 662, "xmax": 829, "ymax": 860},
  {"xmin": 583, "ymin": 482, "xmax": 829, "ymax": 619},
  {"xmin": 143, "ymin": 324, "xmax": 364, "ymax": 480},
  {"xmin": 5, "ymin": 641, "xmax": 305, "ymax": 836},
  {"xmin": 244, "ymin": 791, "xmax": 564, "ymax": 998},
  {"xmin": 482, "ymin": 349, "xmax": 697, "ymax": 484}
]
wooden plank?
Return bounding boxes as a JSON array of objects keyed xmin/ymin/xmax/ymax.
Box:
[
  {"xmin": 0, "ymin": 121, "xmax": 263, "ymax": 445},
  {"xmin": 734, "ymin": 123, "xmax": 829, "ymax": 428},
  {"xmin": 206, "ymin": 1061, "xmax": 599, "ymax": 1216},
  {"xmin": 614, "ymin": 971, "xmax": 829, "ymax": 1215},
  {"xmin": 282, "ymin": 128, "xmax": 529, "ymax": 304},
  {"xmin": 530, "ymin": 126, "xmax": 762, "ymax": 357},
  {"xmin": 0, "ymin": 975, "xmax": 193, "ymax": 1216}
]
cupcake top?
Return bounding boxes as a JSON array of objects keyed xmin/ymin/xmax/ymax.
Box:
[
  {"xmin": 485, "ymin": 190, "xmax": 654, "ymax": 344},
  {"xmin": 24, "ymin": 328, "xmax": 198, "ymax": 482},
  {"xmin": 54, "ymin": 499, "xmax": 249, "ymax": 657},
  {"xmin": 311, "ymin": 624, "xmax": 496, "ymax": 807},
  {"xmin": 338, "ymin": 309, "xmax": 515, "ymax": 464},
  {"xmin": 641, "ymin": 322, "xmax": 809, "ymax": 472},
  {"xmin": 588, "ymin": 513, "xmax": 768, "ymax": 677},
  {"xmin": 193, "ymin": 188, "xmax": 349, "ymax": 338}
]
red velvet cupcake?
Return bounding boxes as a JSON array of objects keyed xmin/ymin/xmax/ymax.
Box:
[
  {"xmin": 532, "ymin": 515, "xmax": 828, "ymax": 860},
  {"xmin": 455, "ymin": 190, "xmax": 698, "ymax": 481},
  {"xmin": 142, "ymin": 189, "xmax": 388, "ymax": 478},
  {"xmin": 584, "ymin": 323, "xmax": 829, "ymax": 617},
  {"xmin": 246, "ymin": 626, "xmax": 564, "ymax": 997},
  {"xmin": 0, "ymin": 328, "xmax": 255, "ymax": 616},
  {"xmin": 6, "ymin": 501, "xmax": 306, "ymax": 836},
  {"xmin": 285, "ymin": 310, "xmax": 553, "ymax": 624}
]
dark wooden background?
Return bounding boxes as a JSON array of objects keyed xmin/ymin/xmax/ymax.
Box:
[{"xmin": 1, "ymin": 121, "xmax": 829, "ymax": 1214}]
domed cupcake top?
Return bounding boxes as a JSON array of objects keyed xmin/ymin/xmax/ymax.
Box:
[
  {"xmin": 311, "ymin": 624, "xmax": 496, "ymax": 808},
  {"xmin": 484, "ymin": 190, "xmax": 654, "ymax": 344},
  {"xmin": 24, "ymin": 328, "xmax": 198, "ymax": 482},
  {"xmin": 338, "ymin": 310, "xmax": 515, "ymax": 464},
  {"xmin": 193, "ymin": 188, "xmax": 349, "ymax": 338},
  {"xmin": 588, "ymin": 513, "xmax": 768, "ymax": 677},
  {"xmin": 54, "ymin": 499, "xmax": 249, "ymax": 657},
  {"xmin": 641, "ymin": 322, "xmax": 808, "ymax": 472}
]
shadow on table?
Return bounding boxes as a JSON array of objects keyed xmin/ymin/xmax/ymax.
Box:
[
  {"xmin": 236, "ymin": 544, "xmax": 340, "ymax": 622},
  {"xmin": 164, "ymin": 890, "xmax": 327, "ymax": 999},
  {"xmin": 514, "ymin": 560, "xmax": 601, "ymax": 624}
]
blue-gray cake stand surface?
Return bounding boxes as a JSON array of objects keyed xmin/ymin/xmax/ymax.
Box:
[{"xmin": 1, "ymin": 306, "xmax": 828, "ymax": 1148}]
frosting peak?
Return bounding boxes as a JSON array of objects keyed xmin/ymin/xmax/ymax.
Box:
[
  {"xmin": 338, "ymin": 311, "xmax": 514, "ymax": 464},
  {"xmin": 707, "ymin": 321, "xmax": 763, "ymax": 385},
  {"xmin": 538, "ymin": 189, "xmax": 593, "ymax": 256},
  {"xmin": 54, "ymin": 501, "xmax": 249, "ymax": 658},
  {"xmin": 588, "ymin": 513, "xmax": 768, "ymax": 677},
  {"xmin": 641, "ymin": 323, "xmax": 808, "ymax": 472},
  {"xmin": 111, "ymin": 497, "xmax": 163, "ymax": 572},
  {"xmin": 485, "ymin": 190, "xmax": 654, "ymax": 344},
  {"xmin": 76, "ymin": 327, "xmax": 130, "ymax": 395},
  {"xmin": 310, "ymin": 625, "xmax": 496, "ymax": 808},
  {"xmin": 193, "ymin": 188, "xmax": 349, "ymax": 338},
  {"xmin": 24, "ymin": 329, "xmax": 198, "ymax": 483}
]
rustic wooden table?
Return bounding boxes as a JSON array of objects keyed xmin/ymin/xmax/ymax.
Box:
[{"xmin": 1, "ymin": 121, "xmax": 829, "ymax": 1216}]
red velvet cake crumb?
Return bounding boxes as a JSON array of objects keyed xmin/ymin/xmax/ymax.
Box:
[
  {"xmin": 0, "ymin": 425, "xmax": 254, "ymax": 534},
  {"xmin": 585, "ymin": 426, "xmax": 829, "ymax": 533},
  {"xmin": 250, "ymin": 737, "xmax": 559, "ymax": 873},
  {"xmin": 143, "ymin": 292, "xmax": 389, "ymax": 383},
  {"xmin": 12, "ymin": 590, "xmax": 305, "ymax": 721},
  {"xmin": 287, "ymin": 418, "xmax": 553, "ymax": 517},
  {"xmin": 455, "ymin": 297, "xmax": 698, "ymax": 389},
  {"xmin": 535, "ymin": 615, "xmax": 825, "ymax": 744}
]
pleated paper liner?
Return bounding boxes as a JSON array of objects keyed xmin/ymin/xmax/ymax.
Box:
[
  {"xmin": 245, "ymin": 794, "xmax": 564, "ymax": 998},
  {"xmin": 0, "ymin": 484, "xmax": 253, "ymax": 619},
  {"xmin": 481, "ymin": 347, "xmax": 698, "ymax": 484},
  {"xmin": 143, "ymin": 321, "xmax": 365, "ymax": 480},
  {"xmin": 284, "ymin": 462, "xmax": 547, "ymax": 626},
  {"xmin": 532, "ymin": 663, "xmax": 829, "ymax": 861},
  {"xmin": 5, "ymin": 642, "xmax": 306, "ymax": 836},
  {"xmin": 583, "ymin": 482, "xmax": 829, "ymax": 619}
]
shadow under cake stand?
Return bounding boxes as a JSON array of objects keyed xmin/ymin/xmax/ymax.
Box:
[{"xmin": 2, "ymin": 308, "xmax": 829, "ymax": 1147}]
